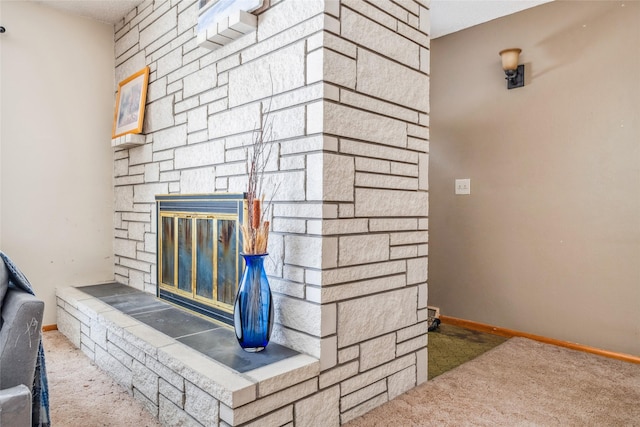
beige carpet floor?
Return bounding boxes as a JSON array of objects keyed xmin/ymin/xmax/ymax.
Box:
[
  {"xmin": 44, "ymin": 331, "xmax": 640, "ymax": 426},
  {"xmin": 346, "ymin": 337, "xmax": 640, "ymax": 426},
  {"xmin": 43, "ymin": 330, "xmax": 161, "ymax": 427}
]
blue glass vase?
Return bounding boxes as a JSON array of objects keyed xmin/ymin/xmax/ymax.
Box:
[{"xmin": 234, "ymin": 253, "xmax": 274, "ymax": 352}]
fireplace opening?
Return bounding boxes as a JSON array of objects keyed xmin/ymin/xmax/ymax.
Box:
[{"xmin": 156, "ymin": 193, "xmax": 246, "ymax": 325}]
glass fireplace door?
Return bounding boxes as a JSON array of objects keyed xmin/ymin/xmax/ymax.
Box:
[{"xmin": 159, "ymin": 212, "xmax": 240, "ymax": 323}]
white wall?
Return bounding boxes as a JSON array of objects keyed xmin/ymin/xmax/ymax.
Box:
[{"xmin": 0, "ymin": 1, "xmax": 115, "ymax": 325}]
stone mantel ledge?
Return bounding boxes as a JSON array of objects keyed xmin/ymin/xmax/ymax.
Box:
[{"xmin": 56, "ymin": 286, "xmax": 320, "ymax": 423}]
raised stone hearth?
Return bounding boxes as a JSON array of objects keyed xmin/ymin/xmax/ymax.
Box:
[{"xmin": 57, "ymin": 284, "xmax": 321, "ymax": 426}]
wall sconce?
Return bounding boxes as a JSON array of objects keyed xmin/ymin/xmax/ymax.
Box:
[{"xmin": 499, "ymin": 48, "xmax": 524, "ymax": 89}]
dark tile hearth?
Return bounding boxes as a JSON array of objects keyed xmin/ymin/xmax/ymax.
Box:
[{"xmin": 77, "ymin": 283, "xmax": 298, "ymax": 373}]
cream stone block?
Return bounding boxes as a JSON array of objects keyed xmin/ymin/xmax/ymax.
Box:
[
  {"xmin": 145, "ymin": 95, "xmax": 176, "ymax": 134},
  {"xmin": 390, "ymin": 231, "xmax": 429, "ymax": 246},
  {"xmin": 156, "ymin": 46, "xmax": 183, "ymax": 79},
  {"xmin": 183, "ymin": 64, "xmax": 217, "ymax": 99},
  {"xmin": 341, "ymin": 379, "xmax": 386, "ymax": 412},
  {"xmin": 391, "ymin": 245, "xmax": 418, "ymax": 260},
  {"xmin": 184, "ymin": 381, "xmax": 219, "ymax": 425},
  {"xmin": 279, "ymin": 134, "xmax": 324, "ymax": 155},
  {"xmin": 397, "ymin": 334, "xmax": 427, "ymax": 356},
  {"xmin": 115, "ymin": 238, "xmax": 137, "ymax": 259},
  {"xmin": 274, "ymin": 295, "xmax": 321, "ymax": 336},
  {"xmin": 270, "ymin": 105, "xmax": 306, "ymax": 141},
  {"xmin": 340, "ymin": 393, "xmax": 387, "ymax": 425},
  {"xmin": 340, "ymin": 354, "xmax": 414, "ymax": 396},
  {"xmin": 273, "ymin": 203, "xmax": 323, "ymax": 219},
  {"xmin": 320, "ymin": 335, "xmax": 338, "ymax": 370},
  {"xmin": 340, "ymin": 89, "xmax": 418, "ymax": 124},
  {"xmin": 322, "ymin": 260, "xmax": 406, "ymax": 286},
  {"xmin": 95, "ymin": 345, "xmax": 132, "ymax": 390},
  {"xmin": 174, "ymin": 141, "xmax": 224, "ymax": 170},
  {"xmin": 229, "ymin": 43, "xmax": 306, "ymax": 107},
  {"xmin": 153, "ymin": 124, "xmax": 187, "ymax": 151},
  {"xmin": 369, "ymin": 218, "xmax": 417, "ymax": 232},
  {"xmin": 144, "ymin": 163, "xmax": 160, "ymax": 183},
  {"xmin": 341, "ymin": 7, "xmax": 419, "ymax": 69},
  {"xmin": 294, "ymin": 386, "xmax": 340, "ymax": 427},
  {"xmin": 341, "ymin": 139, "xmax": 417, "ymax": 164},
  {"xmin": 325, "ymin": 103, "xmax": 407, "ymax": 148},
  {"xmin": 408, "ymin": 123, "xmax": 429, "ymax": 139},
  {"xmin": 419, "ymin": 152, "xmax": 429, "ymax": 190},
  {"xmin": 139, "ymin": 3, "xmax": 176, "ymax": 45},
  {"xmin": 338, "ymin": 288, "xmax": 417, "ymax": 348},
  {"xmin": 407, "ymin": 257, "xmax": 428, "ymax": 285},
  {"xmin": 355, "ymin": 172, "xmax": 418, "ymax": 191},
  {"xmin": 306, "ymin": 153, "xmax": 354, "ymax": 202},
  {"xmin": 179, "ymin": 167, "xmax": 216, "ymax": 194},
  {"xmin": 56, "ymin": 306, "xmax": 81, "ymax": 348},
  {"xmin": 115, "ymin": 186, "xmax": 134, "ymax": 211},
  {"xmin": 258, "ymin": 0, "xmax": 324, "ymax": 41},
  {"xmin": 324, "ymin": 32, "xmax": 357, "ymax": 58},
  {"xmin": 158, "ymin": 342, "xmax": 256, "ymax": 408},
  {"xmin": 338, "ymin": 234, "xmax": 389, "ymax": 267},
  {"xmin": 159, "ymin": 379, "xmax": 183, "ymax": 408},
  {"xmin": 398, "ymin": 21, "xmax": 429, "ymax": 48},
  {"xmin": 388, "ymin": 366, "xmax": 416, "ymax": 400},
  {"xmin": 418, "ymin": 283, "xmax": 427, "ymax": 309},
  {"xmin": 319, "ymin": 219, "xmax": 368, "ymax": 235},
  {"xmin": 270, "ymin": 325, "xmax": 320, "ymax": 358},
  {"xmin": 360, "ymin": 333, "xmax": 396, "ymax": 372},
  {"xmin": 318, "ymin": 360, "xmax": 358, "ymax": 389},
  {"xmin": 159, "ymin": 395, "xmax": 200, "ymax": 427},
  {"xmin": 355, "ymin": 188, "xmax": 428, "ymax": 217},
  {"xmin": 245, "ymin": 355, "xmax": 319, "ymax": 398},
  {"xmin": 209, "ymin": 102, "xmax": 261, "ymax": 139},
  {"xmin": 307, "ymin": 48, "xmax": 356, "ymax": 89},
  {"xmin": 221, "ymin": 378, "xmax": 317, "ymax": 425},
  {"xmin": 244, "ymin": 406, "xmax": 292, "ymax": 427},
  {"xmin": 268, "ymin": 84, "xmax": 323, "ymax": 113},
  {"xmin": 306, "ymin": 101, "xmax": 323, "ymax": 135},
  {"xmin": 306, "ymin": 48, "xmax": 323, "ymax": 84},
  {"xmin": 416, "ymin": 347, "xmax": 428, "ymax": 385},
  {"xmin": 133, "ymin": 183, "xmax": 169, "ymax": 204},
  {"xmin": 338, "ymin": 345, "xmax": 359, "ymax": 364},
  {"xmin": 133, "ymin": 359, "xmax": 159, "ymax": 405},
  {"xmin": 285, "ymin": 235, "xmax": 337, "ymax": 269},
  {"xmin": 420, "ymin": 45, "xmax": 430, "ymax": 74},
  {"xmin": 357, "ymin": 49, "xmax": 429, "ymax": 112},
  {"xmin": 263, "ymin": 171, "xmax": 306, "ymax": 202}
]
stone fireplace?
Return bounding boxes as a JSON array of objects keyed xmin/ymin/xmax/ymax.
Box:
[
  {"xmin": 102, "ymin": 0, "xmax": 430, "ymax": 424},
  {"xmin": 155, "ymin": 193, "xmax": 246, "ymax": 325}
]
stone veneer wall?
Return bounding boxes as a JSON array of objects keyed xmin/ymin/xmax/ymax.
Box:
[{"xmin": 112, "ymin": 0, "xmax": 429, "ymax": 424}]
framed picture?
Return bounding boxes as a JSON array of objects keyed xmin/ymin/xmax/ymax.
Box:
[{"xmin": 112, "ymin": 67, "xmax": 150, "ymax": 138}]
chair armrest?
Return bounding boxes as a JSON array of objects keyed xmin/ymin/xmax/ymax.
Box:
[
  {"xmin": 0, "ymin": 384, "xmax": 32, "ymax": 426},
  {"xmin": 0, "ymin": 289, "xmax": 44, "ymax": 390}
]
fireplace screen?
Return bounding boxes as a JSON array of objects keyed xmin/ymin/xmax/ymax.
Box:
[{"xmin": 156, "ymin": 194, "xmax": 246, "ymax": 325}]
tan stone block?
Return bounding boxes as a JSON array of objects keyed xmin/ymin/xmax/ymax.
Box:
[
  {"xmin": 295, "ymin": 386, "xmax": 340, "ymax": 427},
  {"xmin": 337, "ymin": 288, "xmax": 417, "ymax": 347}
]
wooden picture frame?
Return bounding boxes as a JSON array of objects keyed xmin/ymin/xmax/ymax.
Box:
[{"xmin": 112, "ymin": 67, "xmax": 150, "ymax": 138}]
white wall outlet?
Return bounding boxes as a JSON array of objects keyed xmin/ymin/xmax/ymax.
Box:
[{"xmin": 455, "ymin": 178, "xmax": 471, "ymax": 195}]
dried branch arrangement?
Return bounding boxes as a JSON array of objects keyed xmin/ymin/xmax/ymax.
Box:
[{"xmin": 241, "ymin": 98, "xmax": 277, "ymax": 255}]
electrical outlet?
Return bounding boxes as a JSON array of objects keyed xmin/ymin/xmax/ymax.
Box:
[{"xmin": 455, "ymin": 179, "xmax": 471, "ymax": 195}]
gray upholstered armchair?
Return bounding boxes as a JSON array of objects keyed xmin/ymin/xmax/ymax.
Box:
[{"xmin": 0, "ymin": 257, "xmax": 44, "ymax": 426}]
